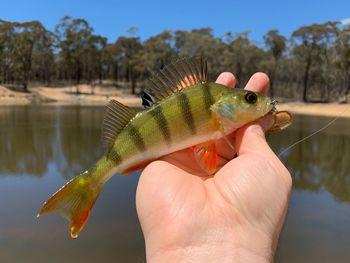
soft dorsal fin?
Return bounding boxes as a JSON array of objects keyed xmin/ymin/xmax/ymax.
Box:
[
  {"xmin": 102, "ymin": 100, "xmax": 137, "ymax": 148},
  {"xmin": 142, "ymin": 57, "xmax": 208, "ymax": 108}
]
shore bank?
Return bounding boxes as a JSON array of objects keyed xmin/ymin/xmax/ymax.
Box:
[
  {"xmin": 277, "ymin": 102, "xmax": 350, "ymax": 118},
  {"xmin": 1, "ymin": 85, "xmax": 350, "ymax": 117},
  {"xmin": 0, "ymin": 85, "xmax": 141, "ymax": 107}
]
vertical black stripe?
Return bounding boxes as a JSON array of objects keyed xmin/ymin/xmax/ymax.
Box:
[
  {"xmin": 177, "ymin": 92, "xmax": 196, "ymax": 135},
  {"xmin": 108, "ymin": 148, "xmax": 122, "ymax": 165},
  {"xmin": 129, "ymin": 124, "xmax": 146, "ymax": 152},
  {"xmin": 202, "ymin": 83, "xmax": 214, "ymax": 114},
  {"xmin": 150, "ymin": 106, "xmax": 171, "ymax": 145}
]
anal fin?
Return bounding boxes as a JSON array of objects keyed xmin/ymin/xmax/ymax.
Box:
[{"xmin": 191, "ymin": 141, "xmax": 217, "ymax": 175}]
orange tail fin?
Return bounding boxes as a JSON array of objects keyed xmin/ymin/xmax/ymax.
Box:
[{"xmin": 38, "ymin": 170, "xmax": 104, "ymax": 238}]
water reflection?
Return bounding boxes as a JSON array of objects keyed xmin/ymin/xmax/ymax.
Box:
[
  {"xmin": 0, "ymin": 106, "xmax": 104, "ymax": 178},
  {"xmin": 269, "ymin": 115, "xmax": 350, "ymax": 263},
  {"xmin": 2, "ymin": 108, "xmax": 349, "ymax": 204},
  {"xmin": 0, "ymin": 106, "xmax": 145, "ymax": 263},
  {"xmin": 269, "ymin": 115, "xmax": 350, "ymax": 204},
  {"xmin": 1, "ymin": 107, "xmax": 350, "ymax": 263}
]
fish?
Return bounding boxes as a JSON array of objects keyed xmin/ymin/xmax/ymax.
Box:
[{"xmin": 37, "ymin": 57, "xmax": 290, "ymax": 238}]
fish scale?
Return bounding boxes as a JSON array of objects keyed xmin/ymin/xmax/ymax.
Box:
[{"xmin": 109, "ymin": 84, "xmax": 229, "ymax": 172}]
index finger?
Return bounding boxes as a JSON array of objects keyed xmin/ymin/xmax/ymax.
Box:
[{"xmin": 244, "ymin": 72, "xmax": 270, "ymax": 94}]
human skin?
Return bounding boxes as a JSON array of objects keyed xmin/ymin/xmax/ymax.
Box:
[{"xmin": 136, "ymin": 72, "xmax": 292, "ymax": 263}]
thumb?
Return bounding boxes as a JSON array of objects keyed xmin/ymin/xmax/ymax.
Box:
[{"xmin": 235, "ymin": 114, "xmax": 275, "ymax": 156}]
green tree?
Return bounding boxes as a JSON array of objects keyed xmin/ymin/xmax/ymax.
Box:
[
  {"xmin": 133, "ymin": 30, "xmax": 175, "ymax": 88},
  {"xmin": 292, "ymin": 22, "xmax": 337, "ymax": 101},
  {"xmin": 174, "ymin": 28, "xmax": 226, "ymax": 80},
  {"xmin": 113, "ymin": 36, "xmax": 142, "ymax": 94},
  {"xmin": 264, "ymin": 30, "xmax": 286, "ymax": 96},
  {"xmin": 223, "ymin": 32, "xmax": 265, "ymax": 87},
  {"xmin": 11, "ymin": 21, "xmax": 53, "ymax": 91},
  {"xmin": 86, "ymin": 35, "xmax": 107, "ymax": 85},
  {"xmin": 30, "ymin": 23, "xmax": 55, "ymax": 86},
  {"xmin": 0, "ymin": 16, "xmax": 348, "ymax": 102},
  {"xmin": 0, "ymin": 20, "xmax": 16, "ymax": 84},
  {"xmin": 335, "ymin": 25, "xmax": 350, "ymax": 98},
  {"xmin": 55, "ymin": 16, "xmax": 93, "ymax": 92}
]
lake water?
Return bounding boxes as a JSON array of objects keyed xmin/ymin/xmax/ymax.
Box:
[{"xmin": 0, "ymin": 106, "xmax": 349, "ymax": 263}]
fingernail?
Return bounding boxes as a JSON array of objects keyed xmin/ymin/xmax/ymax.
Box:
[
  {"xmin": 216, "ymin": 72, "xmax": 235, "ymax": 87},
  {"xmin": 216, "ymin": 73, "xmax": 229, "ymax": 83}
]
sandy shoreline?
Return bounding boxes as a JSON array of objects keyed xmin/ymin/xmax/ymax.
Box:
[
  {"xmin": 277, "ymin": 102, "xmax": 350, "ymax": 118},
  {"xmin": 1, "ymin": 85, "xmax": 350, "ymax": 117},
  {"xmin": 0, "ymin": 84, "xmax": 141, "ymax": 107}
]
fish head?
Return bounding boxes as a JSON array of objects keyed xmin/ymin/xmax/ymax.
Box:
[{"xmin": 211, "ymin": 89, "xmax": 274, "ymax": 129}]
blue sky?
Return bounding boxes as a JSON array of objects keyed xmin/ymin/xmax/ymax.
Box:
[{"xmin": 1, "ymin": 0, "xmax": 349, "ymax": 43}]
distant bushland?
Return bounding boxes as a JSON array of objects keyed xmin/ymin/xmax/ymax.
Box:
[{"xmin": 0, "ymin": 17, "xmax": 349, "ymax": 102}]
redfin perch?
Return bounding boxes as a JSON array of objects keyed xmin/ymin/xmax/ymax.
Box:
[{"xmin": 38, "ymin": 57, "xmax": 288, "ymax": 238}]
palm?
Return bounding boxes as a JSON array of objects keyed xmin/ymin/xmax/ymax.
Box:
[
  {"xmin": 156, "ymin": 134, "xmax": 237, "ymax": 176},
  {"xmin": 136, "ymin": 72, "xmax": 291, "ymax": 260}
]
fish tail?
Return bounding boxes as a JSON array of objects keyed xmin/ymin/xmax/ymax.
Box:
[{"xmin": 38, "ymin": 158, "xmax": 114, "ymax": 238}]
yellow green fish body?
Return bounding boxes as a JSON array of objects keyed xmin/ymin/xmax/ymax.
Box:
[
  {"xmin": 38, "ymin": 58, "xmax": 275, "ymax": 238},
  {"xmin": 110, "ymin": 83, "xmax": 272, "ymax": 173}
]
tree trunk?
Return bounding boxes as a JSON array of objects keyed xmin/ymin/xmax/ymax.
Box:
[
  {"xmin": 343, "ymin": 73, "xmax": 350, "ymax": 103},
  {"xmin": 76, "ymin": 61, "xmax": 81, "ymax": 94},
  {"xmin": 131, "ymin": 77, "xmax": 136, "ymax": 94},
  {"xmin": 345, "ymin": 71, "xmax": 350, "ymax": 97},
  {"xmin": 269, "ymin": 62, "xmax": 277, "ymax": 98},
  {"xmin": 303, "ymin": 57, "xmax": 312, "ymax": 102},
  {"xmin": 126, "ymin": 68, "xmax": 130, "ymax": 82},
  {"xmin": 99, "ymin": 65, "xmax": 103, "ymax": 85},
  {"xmin": 22, "ymin": 68, "xmax": 29, "ymax": 93},
  {"xmin": 23, "ymin": 82, "xmax": 28, "ymax": 93},
  {"xmin": 113, "ymin": 63, "xmax": 119, "ymax": 82}
]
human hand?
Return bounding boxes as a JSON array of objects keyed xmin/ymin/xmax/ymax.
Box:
[{"xmin": 136, "ymin": 72, "xmax": 292, "ymax": 263}]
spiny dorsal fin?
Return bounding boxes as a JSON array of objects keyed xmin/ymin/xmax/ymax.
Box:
[
  {"xmin": 102, "ymin": 100, "xmax": 137, "ymax": 148},
  {"xmin": 142, "ymin": 57, "xmax": 208, "ymax": 108}
]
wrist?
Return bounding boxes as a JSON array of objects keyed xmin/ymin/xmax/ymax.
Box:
[
  {"xmin": 146, "ymin": 244, "xmax": 272, "ymax": 263},
  {"xmin": 144, "ymin": 230, "xmax": 275, "ymax": 263}
]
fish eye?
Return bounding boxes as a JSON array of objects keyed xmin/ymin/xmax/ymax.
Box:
[{"xmin": 244, "ymin": 92, "xmax": 257, "ymax": 104}]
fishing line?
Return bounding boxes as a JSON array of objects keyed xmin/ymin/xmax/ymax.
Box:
[{"xmin": 277, "ymin": 104, "xmax": 350, "ymax": 158}]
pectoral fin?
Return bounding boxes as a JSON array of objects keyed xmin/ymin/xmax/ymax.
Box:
[{"xmin": 191, "ymin": 141, "xmax": 217, "ymax": 175}]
